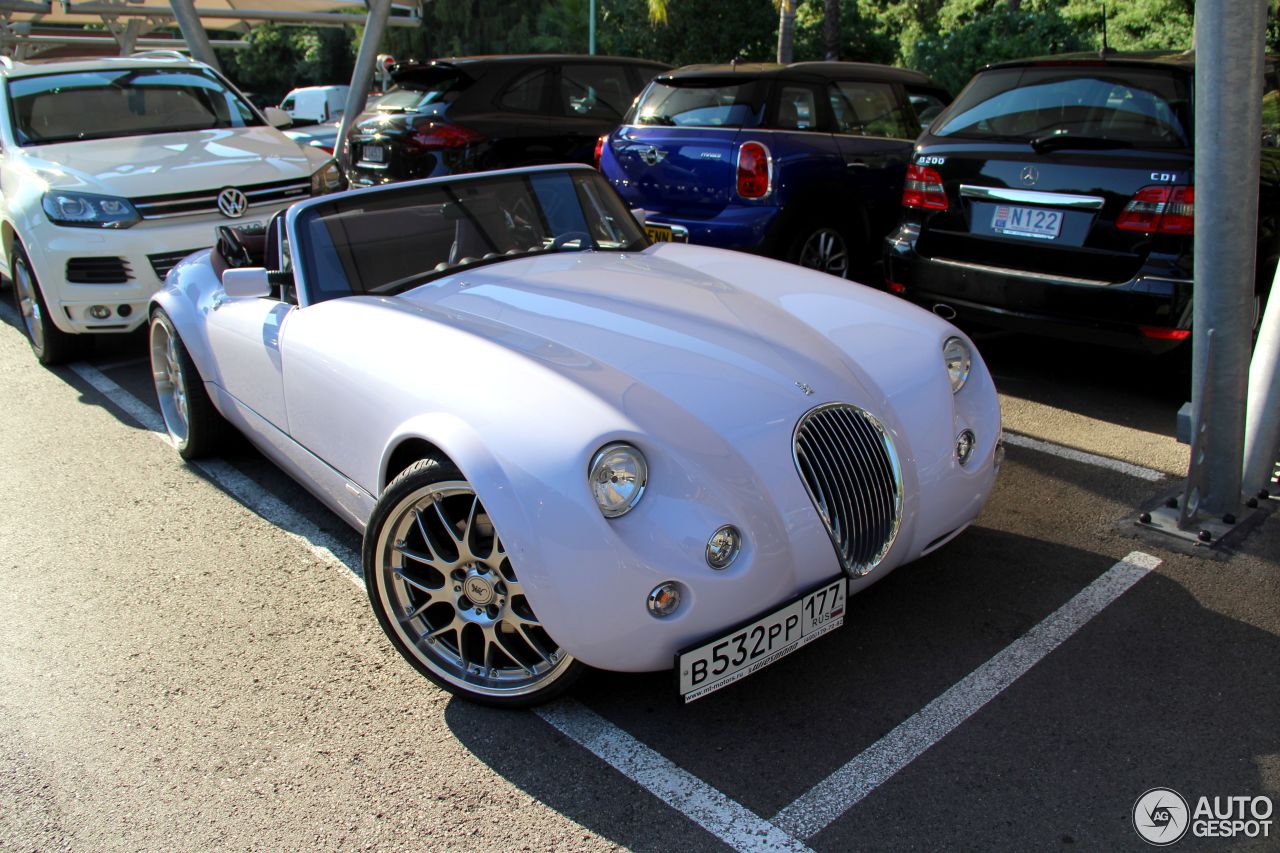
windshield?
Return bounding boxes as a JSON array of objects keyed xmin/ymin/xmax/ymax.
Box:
[
  {"xmin": 631, "ymin": 79, "xmax": 767, "ymax": 127},
  {"xmin": 376, "ymin": 76, "xmax": 464, "ymax": 113},
  {"xmin": 8, "ymin": 67, "xmax": 262, "ymax": 145},
  {"xmin": 296, "ymin": 169, "xmax": 649, "ymax": 302},
  {"xmin": 933, "ymin": 66, "xmax": 1190, "ymax": 148}
]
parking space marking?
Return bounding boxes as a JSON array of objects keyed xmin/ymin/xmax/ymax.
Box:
[
  {"xmin": 1004, "ymin": 431, "xmax": 1167, "ymax": 482},
  {"xmin": 538, "ymin": 699, "xmax": 813, "ymax": 853},
  {"xmin": 771, "ymin": 550, "xmax": 1162, "ymax": 840},
  {"xmin": 68, "ymin": 360, "xmax": 363, "ymax": 578}
]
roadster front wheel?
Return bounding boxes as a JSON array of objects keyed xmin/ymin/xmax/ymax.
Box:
[{"xmin": 363, "ymin": 458, "xmax": 583, "ymax": 707}]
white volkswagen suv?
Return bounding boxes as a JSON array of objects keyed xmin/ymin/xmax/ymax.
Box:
[{"xmin": 0, "ymin": 53, "xmax": 343, "ymax": 364}]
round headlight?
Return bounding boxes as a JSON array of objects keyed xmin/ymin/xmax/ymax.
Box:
[
  {"xmin": 590, "ymin": 442, "xmax": 648, "ymax": 518},
  {"xmin": 943, "ymin": 336, "xmax": 972, "ymax": 393}
]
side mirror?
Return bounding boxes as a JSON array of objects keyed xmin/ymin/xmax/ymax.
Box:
[
  {"xmin": 263, "ymin": 106, "xmax": 293, "ymax": 129},
  {"xmin": 630, "ymin": 208, "xmax": 647, "ymax": 227},
  {"xmin": 222, "ymin": 267, "xmax": 272, "ymax": 299}
]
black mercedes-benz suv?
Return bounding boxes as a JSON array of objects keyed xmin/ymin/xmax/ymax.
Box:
[
  {"xmin": 348, "ymin": 55, "xmax": 668, "ymax": 186},
  {"xmin": 884, "ymin": 52, "xmax": 1280, "ymax": 352}
]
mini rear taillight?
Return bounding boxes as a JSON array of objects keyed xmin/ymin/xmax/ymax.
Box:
[
  {"xmin": 407, "ymin": 122, "xmax": 486, "ymax": 152},
  {"xmin": 736, "ymin": 141, "xmax": 771, "ymax": 199},
  {"xmin": 594, "ymin": 134, "xmax": 608, "ymax": 170},
  {"xmin": 887, "ymin": 281, "xmax": 907, "ymax": 294},
  {"xmin": 1117, "ymin": 185, "xmax": 1194, "ymax": 235},
  {"xmin": 902, "ymin": 164, "xmax": 948, "ymax": 211}
]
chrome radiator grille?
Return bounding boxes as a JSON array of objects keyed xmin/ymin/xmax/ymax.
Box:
[{"xmin": 794, "ymin": 403, "xmax": 903, "ymax": 576}]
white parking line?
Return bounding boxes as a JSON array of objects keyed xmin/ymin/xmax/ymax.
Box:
[
  {"xmin": 1003, "ymin": 431, "xmax": 1167, "ymax": 482},
  {"xmin": 771, "ymin": 550, "xmax": 1162, "ymax": 840},
  {"xmin": 538, "ymin": 700, "xmax": 813, "ymax": 853},
  {"xmin": 68, "ymin": 360, "xmax": 363, "ymax": 578}
]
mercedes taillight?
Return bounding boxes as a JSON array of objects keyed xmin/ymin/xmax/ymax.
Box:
[
  {"xmin": 594, "ymin": 134, "xmax": 608, "ymax": 170},
  {"xmin": 1116, "ymin": 185, "xmax": 1194, "ymax": 235},
  {"xmin": 736, "ymin": 141, "xmax": 771, "ymax": 199},
  {"xmin": 902, "ymin": 164, "xmax": 948, "ymax": 211}
]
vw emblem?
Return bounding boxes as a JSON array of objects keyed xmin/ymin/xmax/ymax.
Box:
[
  {"xmin": 639, "ymin": 146, "xmax": 667, "ymax": 166},
  {"xmin": 217, "ymin": 187, "xmax": 248, "ymax": 218},
  {"xmin": 1020, "ymin": 166, "xmax": 1040, "ymax": 187}
]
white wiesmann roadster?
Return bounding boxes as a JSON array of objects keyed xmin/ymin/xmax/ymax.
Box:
[{"xmin": 150, "ymin": 165, "xmax": 1002, "ymax": 706}]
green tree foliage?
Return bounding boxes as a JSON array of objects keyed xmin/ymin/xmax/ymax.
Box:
[
  {"xmin": 906, "ymin": 5, "xmax": 1089, "ymax": 93},
  {"xmin": 216, "ymin": 23, "xmax": 354, "ymax": 103}
]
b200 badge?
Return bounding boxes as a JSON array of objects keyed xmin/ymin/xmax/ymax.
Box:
[{"xmin": 918, "ymin": 155, "xmax": 946, "ymax": 166}]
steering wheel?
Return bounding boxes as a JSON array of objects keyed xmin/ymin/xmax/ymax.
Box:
[{"xmin": 551, "ymin": 231, "xmax": 593, "ymax": 251}]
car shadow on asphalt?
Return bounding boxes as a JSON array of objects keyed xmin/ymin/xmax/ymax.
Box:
[{"xmin": 439, "ymin": 529, "xmax": 1272, "ymax": 850}]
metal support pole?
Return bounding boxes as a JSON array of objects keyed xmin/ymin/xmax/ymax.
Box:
[
  {"xmin": 168, "ymin": 0, "xmax": 221, "ymax": 71},
  {"xmin": 589, "ymin": 0, "xmax": 595, "ymax": 55},
  {"xmin": 335, "ymin": 0, "xmax": 392, "ymax": 172},
  {"xmin": 1243, "ymin": 280, "xmax": 1280, "ymax": 494},
  {"xmin": 1191, "ymin": 0, "xmax": 1267, "ymax": 517}
]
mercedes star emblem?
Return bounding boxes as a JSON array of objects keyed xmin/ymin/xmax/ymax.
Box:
[{"xmin": 1020, "ymin": 166, "xmax": 1040, "ymax": 187}]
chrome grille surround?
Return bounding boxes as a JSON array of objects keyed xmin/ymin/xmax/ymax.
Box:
[
  {"xmin": 793, "ymin": 403, "xmax": 904, "ymax": 577},
  {"xmin": 131, "ymin": 179, "xmax": 311, "ymax": 220}
]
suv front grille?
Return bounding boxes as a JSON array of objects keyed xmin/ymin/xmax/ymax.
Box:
[
  {"xmin": 66, "ymin": 257, "xmax": 130, "ymax": 284},
  {"xmin": 794, "ymin": 403, "xmax": 903, "ymax": 576},
  {"xmin": 149, "ymin": 249, "xmax": 199, "ymax": 281},
  {"xmin": 132, "ymin": 179, "xmax": 311, "ymax": 220}
]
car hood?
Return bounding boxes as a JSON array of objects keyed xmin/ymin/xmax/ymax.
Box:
[
  {"xmin": 19, "ymin": 126, "xmax": 325, "ymax": 197},
  {"xmin": 387, "ymin": 244, "xmax": 953, "ymax": 443}
]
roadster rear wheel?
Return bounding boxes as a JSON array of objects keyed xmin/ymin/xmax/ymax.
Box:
[
  {"xmin": 364, "ymin": 458, "xmax": 583, "ymax": 706},
  {"xmin": 149, "ymin": 309, "xmax": 227, "ymax": 459}
]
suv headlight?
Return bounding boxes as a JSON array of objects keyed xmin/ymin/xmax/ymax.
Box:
[
  {"xmin": 42, "ymin": 191, "xmax": 139, "ymax": 228},
  {"xmin": 943, "ymin": 336, "xmax": 972, "ymax": 393},
  {"xmin": 310, "ymin": 159, "xmax": 345, "ymax": 195},
  {"xmin": 589, "ymin": 443, "xmax": 648, "ymax": 518}
]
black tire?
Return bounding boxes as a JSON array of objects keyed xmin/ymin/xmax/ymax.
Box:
[
  {"xmin": 363, "ymin": 457, "xmax": 584, "ymax": 707},
  {"xmin": 10, "ymin": 239, "xmax": 80, "ymax": 366},
  {"xmin": 785, "ymin": 219, "xmax": 859, "ymax": 280},
  {"xmin": 148, "ymin": 308, "xmax": 228, "ymax": 460}
]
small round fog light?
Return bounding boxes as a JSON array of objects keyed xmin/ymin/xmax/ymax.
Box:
[
  {"xmin": 117, "ymin": 304, "xmax": 132, "ymax": 318},
  {"xmin": 88, "ymin": 305, "xmax": 111, "ymax": 320},
  {"xmin": 647, "ymin": 582, "xmax": 682, "ymax": 618},
  {"xmin": 705, "ymin": 525, "xmax": 741, "ymax": 570},
  {"xmin": 956, "ymin": 429, "xmax": 976, "ymax": 466}
]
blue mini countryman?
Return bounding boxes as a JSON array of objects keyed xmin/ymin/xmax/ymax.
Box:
[{"xmin": 598, "ymin": 61, "xmax": 948, "ymax": 281}]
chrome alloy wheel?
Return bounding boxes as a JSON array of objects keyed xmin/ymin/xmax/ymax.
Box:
[
  {"xmin": 797, "ymin": 227, "xmax": 851, "ymax": 278},
  {"xmin": 149, "ymin": 316, "xmax": 190, "ymax": 446},
  {"xmin": 373, "ymin": 481, "xmax": 575, "ymax": 699},
  {"xmin": 12, "ymin": 253, "xmax": 43, "ymax": 352}
]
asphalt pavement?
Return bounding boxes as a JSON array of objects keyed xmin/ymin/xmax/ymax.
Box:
[{"xmin": 0, "ymin": 290, "xmax": 1276, "ymax": 852}]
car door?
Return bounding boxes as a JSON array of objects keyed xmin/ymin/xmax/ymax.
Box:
[
  {"xmin": 826, "ymin": 79, "xmax": 919, "ymax": 242},
  {"xmin": 473, "ymin": 63, "xmax": 557, "ymax": 168},
  {"xmin": 205, "ymin": 218, "xmax": 292, "ymax": 431},
  {"xmin": 552, "ymin": 61, "xmax": 637, "ymax": 164}
]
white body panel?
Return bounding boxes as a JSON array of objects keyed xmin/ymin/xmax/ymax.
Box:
[{"xmin": 156, "ymin": 188, "xmax": 1000, "ymax": 673}]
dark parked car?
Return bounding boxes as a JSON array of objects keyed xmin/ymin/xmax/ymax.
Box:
[
  {"xmin": 598, "ymin": 62, "xmax": 949, "ymax": 279},
  {"xmin": 348, "ymin": 55, "xmax": 668, "ymax": 186},
  {"xmin": 883, "ymin": 52, "xmax": 1280, "ymax": 352}
]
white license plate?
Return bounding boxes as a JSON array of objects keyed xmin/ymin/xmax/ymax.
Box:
[
  {"xmin": 362, "ymin": 145, "xmax": 385, "ymax": 164},
  {"xmin": 991, "ymin": 205, "xmax": 1062, "ymax": 240},
  {"xmin": 677, "ymin": 577, "xmax": 846, "ymax": 703}
]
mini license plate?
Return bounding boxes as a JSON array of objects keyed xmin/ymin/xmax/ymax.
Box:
[
  {"xmin": 645, "ymin": 223, "xmax": 682, "ymax": 243},
  {"xmin": 677, "ymin": 577, "xmax": 846, "ymax": 703},
  {"xmin": 362, "ymin": 144, "xmax": 386, "ymax": 164},
  {"xmin": 991, "ymin": 205, "xmax": 1062, "ymax": 240}
]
